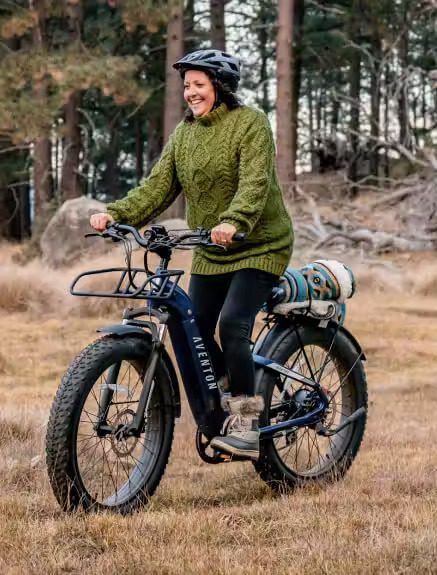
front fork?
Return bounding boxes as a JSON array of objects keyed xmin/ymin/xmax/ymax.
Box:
[{"xmin": 96, "ymin": 324, "xmax": 167, "ymax": 438}]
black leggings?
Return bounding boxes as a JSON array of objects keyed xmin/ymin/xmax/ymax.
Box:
[{"xmin": 189, "ymin": 268, "xmax": 278, "ymax": 396}]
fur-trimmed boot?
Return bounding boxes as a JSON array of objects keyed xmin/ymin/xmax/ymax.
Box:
[{"xmin": 210, "ymin": 395, "xmax": 264, "ymax": 460}]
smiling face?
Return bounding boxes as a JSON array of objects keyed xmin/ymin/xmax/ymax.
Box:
[{"xmin": 183, "ymin": 69, "xmax": 216, "ymax": 117}]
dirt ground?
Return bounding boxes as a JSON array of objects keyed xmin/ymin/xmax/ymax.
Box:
[{"xmin": 0, "ymin": 246, "xmax": 436, "ymax": 574}]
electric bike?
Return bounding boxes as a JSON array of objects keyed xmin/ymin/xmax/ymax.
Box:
[{"xmin": 45, "ymin": 224, "xmax": 367, "ymax": 513}]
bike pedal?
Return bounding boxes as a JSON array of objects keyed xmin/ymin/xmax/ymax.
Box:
[{"xmin": 215, "ymin": 451, "xmax": 233, "ymax": 462}]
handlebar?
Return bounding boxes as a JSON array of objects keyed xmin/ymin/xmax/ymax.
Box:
[
  {"xmin": 86, "ymin": 222, "xmax": 246, "ymax": 277},
  {"xmin": 95, "ymin": 223, "xmax": 245, "ymax": 251}
]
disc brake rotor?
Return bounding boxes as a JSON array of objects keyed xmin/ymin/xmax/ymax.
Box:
[{"xmin": 110, "ymin": 408, "xmax": 139, "ymax": 456}]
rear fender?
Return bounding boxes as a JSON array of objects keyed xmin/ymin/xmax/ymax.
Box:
[
  {"xmin": 97, "ymin": 324, "xmax": 181, "ymax": 417},
  {"xmin": 254, "ymin": 320, "xmax": 365, "ymax": 361}
]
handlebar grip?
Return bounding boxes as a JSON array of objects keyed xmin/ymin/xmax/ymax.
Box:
[{"xmin": 232, "ymin": 232, "xmax": 246, "ymax": 242}]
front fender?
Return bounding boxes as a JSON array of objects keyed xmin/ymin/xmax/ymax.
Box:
[{"xmin": 97, "ymin": 324, "xmax": 181, "ymax": 417}]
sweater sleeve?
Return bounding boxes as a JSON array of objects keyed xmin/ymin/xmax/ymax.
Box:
[
  {"xmin": 218, "ymin": 111, "xmax": 274, "ymax": 234},
  {"xmin": 106, "ymin": 132, "xmax": 181, "ymax": 227}
]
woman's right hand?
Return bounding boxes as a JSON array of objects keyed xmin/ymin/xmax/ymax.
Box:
[{"xmin": 90, "ymin": 212, "xmax": 114, "ymax": 232}]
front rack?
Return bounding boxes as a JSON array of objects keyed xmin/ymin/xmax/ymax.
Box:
[{"xmin": 70, "ymin": 267, "xmax": 184, "ymax": 300}]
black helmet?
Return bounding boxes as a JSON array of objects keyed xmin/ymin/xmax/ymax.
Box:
[{"xmin": 173, "ymin": 49, "xmax": 240, "ymax": 90}]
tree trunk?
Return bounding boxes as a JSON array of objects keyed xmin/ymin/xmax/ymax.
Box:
[
  {"xmin": 163, "ymin": 0, "xmax": 184, "ymax": 143},
  {"xmin": 146, "ymin": 112, "xmax": 163, "ymax": 173},
  {"xmin": 210, "ymin": 0, "xmax": 226, "ymax": 51},
  {"xmin": 308, "ymin": 76, "xmax": 317, "ymax": 172},
  {"xmin": 276, "ymin": 0, "xmax": 296, "ymax": 198},
  {"xmin": 60, "ymin": 0, "xmax": 82, "ymax": 201},
  {"xmin": 316, "ymin": 80, "xmax": 322, "ymax": 140},
  {"xmin": 369, "ymin": 30, "xmax": 381, "ymax": 184},
  {"xmin": 257, "ymin": 1, "xmax": 270, "ymax": 113},
  {"xmin": 291, "ymin": 0, "xmax": 304, "ymax": 175},
  {"xmin": 347, "ymin": 0, "xmax": 361, "ymax": 197},
  {"xmin": 30, "ymin": 0, "xmax": 54, "ymax": 231},
  {"xmin": 135, "ymin": 110, "xmax": 145, "ymax": 184},
  {"xmin": 103, "ymin": 118, "xmax": 122, "ymax": 201},
  {"xmin": 184, "ymin": 0, "xmax": 197, "ymax": 53},
  {"xmin": 384, "ymin": 59, "xmax": 390, "ymax": 179},
  {"xmin": 162, "ymin": 0, "xmax": 184, "ymax": 220},
  {"xmin": 398, "ymin": 0, "xmax": 411, "ymax": 149},
  {"xmin": 330, "ymin": 72, "xmax": 342, "ymax": 134},
  {"xmin": 60, "ymin": 91, "xmax": 82, "ymax": 200}
]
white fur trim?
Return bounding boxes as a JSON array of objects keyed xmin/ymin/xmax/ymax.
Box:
[
  {"xmin": 272, "ymin": 301, "xmax": 310, "ymax": 314},
  {"xmin": 315, "ymin": 259, "xmax": 353, "ymax": 302},
  {"xmin": 272, "ymin": 300, "xmax": 338, "ymax": 320}
]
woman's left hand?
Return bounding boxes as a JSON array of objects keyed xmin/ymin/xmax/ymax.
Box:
[{"xmin": 211, "ymin": 223, "xmax": 237, "ymax": 246}]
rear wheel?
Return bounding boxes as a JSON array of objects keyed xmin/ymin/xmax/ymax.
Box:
[
  {"xmin": 46, "ymin": 335, "xmax": 175, "ymax": 513},
  {"xmin": 255, "ymin": 325, "xmax": 367, "ymax": 490}
]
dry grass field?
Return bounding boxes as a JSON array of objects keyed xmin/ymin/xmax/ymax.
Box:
[{"xmin": 0, "ymin": 244, "xmax": 436, "ymax": 574}]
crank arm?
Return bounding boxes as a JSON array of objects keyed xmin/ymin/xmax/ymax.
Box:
[{"xmin": 316, "ymin": 406, "xmax": 366, "ymax": 437}]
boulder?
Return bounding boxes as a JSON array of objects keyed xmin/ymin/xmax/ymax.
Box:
[{"xmin": 40, "ymin": 197, "xmax": 114, "ymax": 268}]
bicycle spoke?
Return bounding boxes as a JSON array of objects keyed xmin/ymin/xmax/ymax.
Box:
[{"xmin": 271, "ymin": 336, "xmax": 362, "ymax": 477}]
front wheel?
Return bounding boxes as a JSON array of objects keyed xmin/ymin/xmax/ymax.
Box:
[
  {"xmin": 46, "ymin": 335, "xmax": 175, "ymax": 513},
  {"xmin": 255, "ymin": 325, "xmax": 367, "ymax": 490}
]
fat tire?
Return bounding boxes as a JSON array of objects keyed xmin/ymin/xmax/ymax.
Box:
[
  {"xmin": 254, "ymin": 325, "xmax": 367, "ymax": 491},
  {"xmin": 46, "ymin": 335, "xmax": 175, "ymax": 513}
]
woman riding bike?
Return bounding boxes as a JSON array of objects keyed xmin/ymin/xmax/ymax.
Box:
[{"xmin": 90, "ymin": 49, "xmax": 293, "ymax": 461}]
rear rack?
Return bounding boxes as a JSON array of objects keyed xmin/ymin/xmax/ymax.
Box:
[{"xmin": 70, "ymin": 267, "xmax": 184, "ymax": 300}]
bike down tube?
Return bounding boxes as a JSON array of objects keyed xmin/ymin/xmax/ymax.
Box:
[{"xmin": 149, "ymin": 282, "xmax": 225, "ymax": 436}]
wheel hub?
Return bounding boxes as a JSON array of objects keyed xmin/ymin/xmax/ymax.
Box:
[{"xmin": 110, "ymin": 409, "xmax": 139, "ymax": 456}]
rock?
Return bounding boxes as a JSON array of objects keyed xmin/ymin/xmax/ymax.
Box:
[{"xmin": 40, "ymin": 197, "xmax": 114, "ymax": 268}]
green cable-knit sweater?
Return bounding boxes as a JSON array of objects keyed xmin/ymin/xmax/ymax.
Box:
[{"xmin": 107, "ymin": 103, "xmax": 294, "ymax": 276}]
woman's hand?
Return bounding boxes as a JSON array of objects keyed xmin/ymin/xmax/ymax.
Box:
[
  {"xmin": 90, "ymin": 212, "xmax": 114, "ymax": 232},
  {"xmin": 211, "ymin": 222, "xmax": 237, "ymax": 246}
]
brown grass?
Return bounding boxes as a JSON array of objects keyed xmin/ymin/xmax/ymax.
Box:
[{"xmin": 0, "ymin": 249, "xmax": 436, "ymax": 573}]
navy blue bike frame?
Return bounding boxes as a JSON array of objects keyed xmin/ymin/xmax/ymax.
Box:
[{"xmin": 125, "ymin": 274, "xmax": 331, "ymax": 439}]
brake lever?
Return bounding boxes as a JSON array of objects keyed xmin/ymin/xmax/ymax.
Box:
[
  {"xmin": 101, "ymin": 229, "xmax": 122, "ymax": 242},
  {"xmin": 84, "ymin": 232, "xmax": 102, "ymax": 238},
  {"xmin": 204, "ymin": 242, "xmax": 226, "ymax": 251}
]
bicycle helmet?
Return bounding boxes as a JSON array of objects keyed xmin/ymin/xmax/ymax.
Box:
[{"xmin": 173, "ymin": 49, "xmax": 240, "ymax": 91}]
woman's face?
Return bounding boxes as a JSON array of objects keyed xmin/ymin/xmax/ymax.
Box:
[{"xmin": 183, "ymin": 69, "xmax": 215, "ymax": 117}]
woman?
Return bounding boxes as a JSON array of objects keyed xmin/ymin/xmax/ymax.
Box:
[{"xmin": 90, "ymin": 49, "xmax": 294, "ymax": 460}]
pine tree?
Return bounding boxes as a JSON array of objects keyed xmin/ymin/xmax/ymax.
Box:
[{"xmin": 276, "ymin": 0, "xmax": 296, "ymax": 196}]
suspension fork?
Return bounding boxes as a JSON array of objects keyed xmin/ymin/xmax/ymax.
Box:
[
  {"xmin": 95, "ymin": 324, "xmax": 167, "ymax": 437},
  {"xmin": 96, "ymin": 362, "xmax": 121, "ymax": 431}
]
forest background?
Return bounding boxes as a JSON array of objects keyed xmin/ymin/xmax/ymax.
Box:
[{"xmin": 0, "ymin": 0, "xmax": 435, "ymax": 246}]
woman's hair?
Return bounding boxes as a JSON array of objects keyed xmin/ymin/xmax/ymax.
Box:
[{"xmin": 183, "ymin": 70, "xmax": 242, "ymax": 123}]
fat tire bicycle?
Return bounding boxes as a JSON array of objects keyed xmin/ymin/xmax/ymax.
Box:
[{"xmin": 45, "ymin": 224, "xmax": 367, "ymax": 513}]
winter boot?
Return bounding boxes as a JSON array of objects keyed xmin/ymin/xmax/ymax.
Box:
[{"xmin": 210, "ymin": 395, "xmax": 264, "ymax": 460}]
